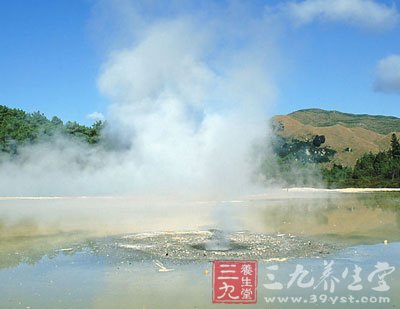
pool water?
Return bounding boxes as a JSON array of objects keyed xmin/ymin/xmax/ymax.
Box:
[{"xmin": 0, "ymin": 192, "xmax": 399, "ymax": 308}]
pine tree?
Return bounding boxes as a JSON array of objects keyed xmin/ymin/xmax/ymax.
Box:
[{"xmin": 390, "ymin": 133, "xmax": 400, "ymax": 159}]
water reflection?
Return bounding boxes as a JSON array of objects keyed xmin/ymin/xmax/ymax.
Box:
[
  {"xmin": 0, "ymin": 193, "xmax": 399, "ymax": 308},
  {"xmin": 257, "ymin": 193, "xmax": 400, "ymax": 244},
  {"xmin": 0, "ymin": 244, "xmax": 398, "ymax": 308},
  {"xmin": 0, "ymin": 193, "xmax": 399, "ymax": 269},
  {"xmin": 0, "ymin": 230, "xmax": 95, "ymax": 269}
]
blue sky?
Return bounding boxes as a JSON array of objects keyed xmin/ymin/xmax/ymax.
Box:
[
  {"xmin": 0, "ymin": 0, "xmax": 399, "ymax": 125},
  {"xmin": 277, "ymin": 15, "xmax": 400, "ymax": 116},
  {"xmin": 0, "ymin": 0, "xmax": 104, "ymax": 124}
]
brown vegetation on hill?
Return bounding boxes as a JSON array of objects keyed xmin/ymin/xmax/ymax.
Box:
[{"xmin": 273, "ymin": 114, "xmax": 400, "ymax": 167}]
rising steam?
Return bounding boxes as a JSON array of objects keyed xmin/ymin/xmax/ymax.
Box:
[{"xmin": 0, "ymin": 2, "xmax": 279, "ymax": 198}]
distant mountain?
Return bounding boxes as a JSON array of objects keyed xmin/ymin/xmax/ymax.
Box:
[{"xmin": 273, "ymin": 108, "xmax": 400, "ymax": 166}]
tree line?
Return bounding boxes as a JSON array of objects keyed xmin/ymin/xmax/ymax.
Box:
[
  {"xmin": 0, "ymin": 105, "xmax": 103, "ymax": 156},
  {"xmin": 263, "ymin": 128, "xmax": 400, "ymax": 188},
  {"xmin": 322, "ymin": 134, "xmax": 400, "ymax": 188}
]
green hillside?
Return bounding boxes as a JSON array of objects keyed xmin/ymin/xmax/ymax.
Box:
[
  {"xmin": 289, "ymin": 108, "xmax": 400, "ymax": 135},
  {"xmin": 0, "ymin": 105, "xmax": 103, "ymax": 155},
  {"xmin": 269, "ymin": 108, "xmax": 400, "ymax": 188}
]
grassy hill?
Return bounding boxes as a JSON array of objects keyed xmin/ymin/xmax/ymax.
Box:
[
  {"xmin": 289, "ymin": 108, "xmax": 400, "ymax": 135},
  {"xmin": 273, "ymin": 109, "xmax": 400, "ymax": 167}
]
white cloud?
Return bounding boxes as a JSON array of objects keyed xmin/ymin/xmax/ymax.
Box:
[
  {"xmin": 280, "ymin": 0, "xmax": 399, "ymax": 30},
  {"xmin": 374, "ymin": 54, "xmax": 400, "ymax": 93},
  {"xmin": 87, "ymin": 111, "xmax": 105, "ymax": 121}
]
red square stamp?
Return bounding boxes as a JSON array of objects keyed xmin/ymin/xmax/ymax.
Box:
[{"xmin": 212, "ymin": 260, "xmax": 258, "ymax": 304}]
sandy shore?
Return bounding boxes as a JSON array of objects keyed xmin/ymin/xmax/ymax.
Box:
[
  {"xmin": 245, "ymin": 187, "xmax": 400, "ymax": 200},
  {"xmin": 0, "ymin": 187, "xmax": 399, "ymax": 201},
  {"xmin": 286, "ymin": 187, "xmax": 400, "ymax": 193}
]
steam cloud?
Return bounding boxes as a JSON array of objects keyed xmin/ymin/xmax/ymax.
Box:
[{"xmin": 0, "ymin": 2, "xmax": 279, "ymax": 198}]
